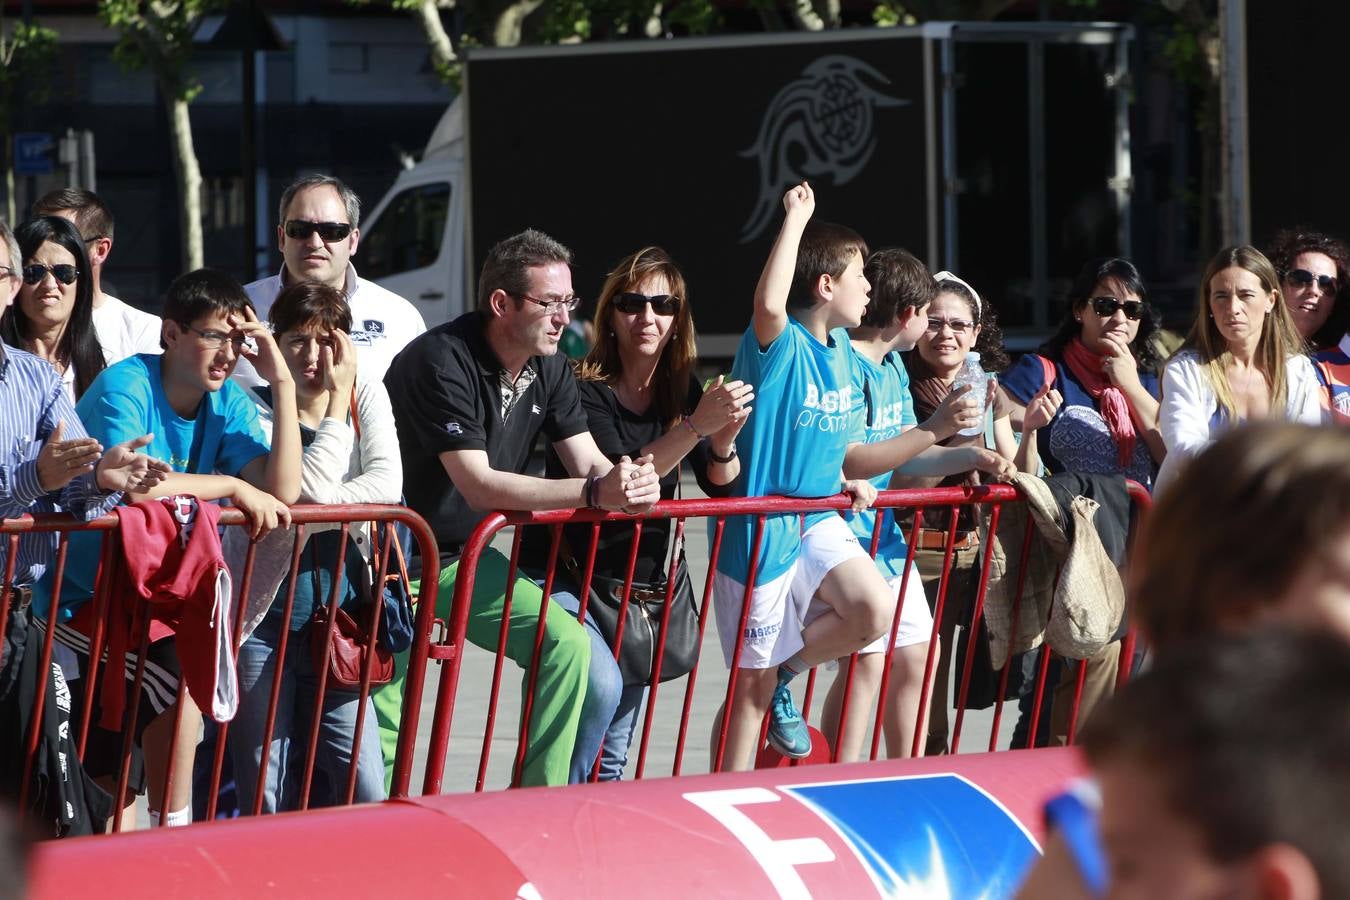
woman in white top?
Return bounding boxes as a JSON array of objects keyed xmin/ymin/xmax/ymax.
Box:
[
  {"xmin": 1156, "ymin": 245, "xmax": 1322, "ymax": 494},
  {"xmin": 225, "ymin": 280, "xmax": 402, "ymax": 814}
]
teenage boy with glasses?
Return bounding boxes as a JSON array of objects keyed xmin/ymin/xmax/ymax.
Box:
[
  {"xmin": 375, "ymin": 228, "xmax": 661, "ymax": 788},
  {"xmin": 236, "ymin": 174, "xmax": 425, "ymax": 387},
  {"xmin": 34, "ymin": 268, "xmax": 301, "ymax": 829},
  {"xmin": 33, "ymin": 187, "xmax": 163, "ymax": 365}
]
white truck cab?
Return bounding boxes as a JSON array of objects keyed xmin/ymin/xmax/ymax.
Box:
[{"xmin": 354, "ymin": 97, "xmax": 468, "ymax": 328}]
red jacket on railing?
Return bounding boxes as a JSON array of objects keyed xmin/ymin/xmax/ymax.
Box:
[{"xmin": 96, "ymin": 497, "xmax": 236, "ymax": 729}]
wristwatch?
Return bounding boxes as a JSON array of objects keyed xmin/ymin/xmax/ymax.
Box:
[{"xmin": 710, "ymin": 443, "xmax": 737, "ymax": 464}]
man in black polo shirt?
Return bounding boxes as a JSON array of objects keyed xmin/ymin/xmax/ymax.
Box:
[{"xmin": 375, "ymin": 229, "xmax": 660, "ymax": 787}]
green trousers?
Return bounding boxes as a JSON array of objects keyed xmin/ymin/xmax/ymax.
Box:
[{"xmin": 372, "ymin": 547, "xmax": 592, "ymax": 789}]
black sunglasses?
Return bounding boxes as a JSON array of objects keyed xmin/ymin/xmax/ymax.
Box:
[
  {"xmin": 613, "ymin": 292, "xmax": 681, "ymax": 315},
  {"xmin": 22, "ymin": 263, "xmax": 79, "ymax": 286},
  {"xmin": 1286, "ymin": 268, "xmax": 1337, "ymax": 292},
  {"xmin": 284, "ymin": 220, "xmax": 353, "ymax": 242},
  {"xmin": 1091, "ymin": 296, "xmax": 1144, "ymax": 321}
]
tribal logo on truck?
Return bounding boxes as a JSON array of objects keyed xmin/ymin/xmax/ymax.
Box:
[{"xmin": 740, "ymin": 55, "xmax": 908, "ymax": 243}]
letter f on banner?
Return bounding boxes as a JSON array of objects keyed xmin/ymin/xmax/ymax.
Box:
[{"xmin": 684, "ymin": 788, "xmax": 835, "ymax": 899}]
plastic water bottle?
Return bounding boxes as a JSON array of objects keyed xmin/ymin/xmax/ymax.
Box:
[{"xmin": 952, "ymin": 351, "xmax": 987, "ymax": 438}]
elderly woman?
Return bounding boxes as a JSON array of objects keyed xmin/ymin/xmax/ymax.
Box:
[
  {"xmin": 1001, "ymin": 257, "xmax": 1165, "ymax": 487},
  {"xmin": 1155, "ymin": 245, "xmax": 1322, "ymax": 494},
  {"xmin": 520, "ymin": 245, "xmax": 751, "ymax": 781},
  {"xmin": 892, "ymin": 271, "xmax": 1017, "ymax": 755},
  {"xmin": 0, "ymin": 216, "xmax": 104, "ymax": 403},
  {"xmin": 226, "ymin": 280, "xmax": 402, "ymax": 813}
]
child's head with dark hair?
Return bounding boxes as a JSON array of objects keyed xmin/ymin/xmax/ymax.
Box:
[
  {"xmin": 1083, "ymin": 628, "xmax": 1350, "ymax": 899},
  {"xmin": 160, "ymin": 269, "xmax": 254, "ymax": 393},
  {"xmin": 860, "ymin": 248, "xmax": 936, "ymax": 328},
  {"xmin": 162, "ymin": 268, "xmax": 252, "ymax": 331},
  {"xmin": 788, "ymin": 221, "xmax": 869, "ymax": 320},
  {"xmin": 268, "ymin": 280, "xmax": 352, "ymax": 336}
]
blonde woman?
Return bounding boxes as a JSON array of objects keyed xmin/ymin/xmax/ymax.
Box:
[{"xmin": 1155, "ymin": 245, "xmax": 1322, "ymax": 494}]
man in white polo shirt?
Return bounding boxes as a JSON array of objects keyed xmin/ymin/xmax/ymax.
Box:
[
  {"xmin": 235, "ymin": 174, "xmax": 425, "ymax": 386},
  {"xmin": 34, "ymin": 188, "xmax": 162, "ymax": 364}
]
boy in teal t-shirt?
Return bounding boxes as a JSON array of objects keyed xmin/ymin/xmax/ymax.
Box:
[
  {"xmin": 712, "ymin": 182, "xmax": 896, "ymax": 770},
  {"xmin": 820, "ymin": 249, "xmax": 1014, "ymax": 763},
  {"xmin": 36, "ymin": 268, "xmax": 302, "ymax": 829}
]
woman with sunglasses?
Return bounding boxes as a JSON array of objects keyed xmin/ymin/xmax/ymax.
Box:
[
  {"xmin": 519, "ymin": 245, "xmax": 752, "ymax": 781},
  {"xmin": 1268, "ymin": 229, "xmax": 1350, "ymax": 424},
  {"xmin": 1001, "ymin": 257, "xmax": 1165, "ymax": 488},
  {"xmin": 0, "ymin": 216, "xmax": 104, "ymax": 403},
  {"xmin": 1155, "ymin": 245, "xmax": 1322, "ymax": 495},
  {"xmin": 1267, "ymin": 228, "xmax": 1348, "ymax": 351}
]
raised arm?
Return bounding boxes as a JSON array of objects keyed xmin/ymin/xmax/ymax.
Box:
[
  {"xmin": 753, "ymin": 182, "xmax": 815, "ymax": 349},
  {"xmin": 1101, "ymin": 333, "xmax": 1164, "ymax": 464},
  {"xmin": 232, "ymin": 305, "xmax": 302, "ymax": 504}
]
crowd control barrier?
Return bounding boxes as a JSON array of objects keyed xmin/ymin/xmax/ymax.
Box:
[
  {"xmin": 1, "ymin": 503, "xmax": 439, "ymax": 831},
  {"xmin": 29, "ymin": 746, "xmax": 1085, "ymax": 899},
  {"xmin": 408, "ymin": 481, "xmax": 1150, "ymax": 795}
]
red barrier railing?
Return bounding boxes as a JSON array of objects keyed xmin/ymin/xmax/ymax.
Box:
[
  {"xmin": 2, "ymin": 503, "xmax": 440, "ymax": 831},
  {"xmin": 411, "ymin": 481, "xmax": 1151, "ymax": 795},
  {"xmin": 4, "ymin": 483, "xmax": 1148, "ymax": 834}
]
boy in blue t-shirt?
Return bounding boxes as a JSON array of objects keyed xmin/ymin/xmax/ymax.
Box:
[
  {"xmin": 815, "ymin": 249, "xmax": 1014, "ymax": 762},
  {"xmin": 712, "ymin": 182, "xmax": 898, "ymax": 770},
  {"xmin": 37, "ymin": 268, "xmax": 302, "ymax": 828}
]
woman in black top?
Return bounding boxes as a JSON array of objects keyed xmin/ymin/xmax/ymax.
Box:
[{"xmin": 523, "ymin": 245, "xmax": 752, "ymax": 780}]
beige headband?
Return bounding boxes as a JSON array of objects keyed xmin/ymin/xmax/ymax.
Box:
[{"xmin": 932, "ymin": 270, "xmax": 982, "ymax": 321}]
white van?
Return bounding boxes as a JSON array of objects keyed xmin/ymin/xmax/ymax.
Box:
[{"xmin": 353, "ymin": 97, "xmax": 468, "ymax": 328}]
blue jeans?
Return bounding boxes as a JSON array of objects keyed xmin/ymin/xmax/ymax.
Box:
[
  {"xmin": 548, "ymin": 590, "xmax": 628, "ymax": 782},
  {"xmin": 230, "ymin": 611, "xmax": 386, "ymax": 812}
]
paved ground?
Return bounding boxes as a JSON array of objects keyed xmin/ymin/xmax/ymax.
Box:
[{"xmin": 399, "ymin": 471, "xmax": 1013, "ymax": 795}]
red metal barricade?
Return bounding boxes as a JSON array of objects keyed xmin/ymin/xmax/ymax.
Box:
[
  {"xmin": 3, "ymin": 484, "xmax": 1149, "ymax": 833},
  {"xmin": 409, "ymin": 481, "xmax": 1151, "ymax": 795},
  {"xmin": 1, "ymin": 503, "xmax": 439, "ymax": 831}
]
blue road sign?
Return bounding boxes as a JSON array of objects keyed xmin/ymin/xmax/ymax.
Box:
[{"xmin": 15, "ymin": 132, "xmax": 54, "ymax": 176}]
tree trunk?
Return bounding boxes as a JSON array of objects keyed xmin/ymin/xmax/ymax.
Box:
[
  {"xmin": 165, "ymin": 92, "xmax": 204, "ymax": 271},
  {"xmin": 413, "ymin": 0, "xmax": 456, "ymax": 77},
  {"xmin": 492, "ymin": 0, "xmax": 544, "ymax": 48}
]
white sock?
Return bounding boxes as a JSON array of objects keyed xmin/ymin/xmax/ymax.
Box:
[{"xmin": 148, "ymin": 805, "xmax": 192, "ymax": 828}]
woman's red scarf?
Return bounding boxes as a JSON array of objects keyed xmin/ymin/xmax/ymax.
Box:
[{"xmin": 1061, "ymin": 338, "xmax": 1137, "ymax": 467}]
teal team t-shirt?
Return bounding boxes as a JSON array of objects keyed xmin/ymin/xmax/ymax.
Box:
[
  {"xmin": 715, "ymin": 320, "xmax": 863, "ymax": 585},
  {"xmin": 843, "ymin": 347, "xmax": 918, "ymax": 578},
  {"xmin": 34, "ymin": 353, "xmax": 271, "ymax": 618}
]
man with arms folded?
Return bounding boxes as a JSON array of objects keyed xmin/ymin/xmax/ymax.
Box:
[{"xmin": 376, "ymin": 228, "xmax": 660, "ymax": 787}]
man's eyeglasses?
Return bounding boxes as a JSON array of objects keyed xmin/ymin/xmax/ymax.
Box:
[
  {"xmin": 22, "ymin": 264, "xmax": 79, "ymax": 286},
  {"xmin": 613, "ymin": 292, "xmax": 681, "ymax": 315},
  {"xmin": 1091, "ymin": 296, "xmax": 1144, "ymax": 321},
  {"xmin": 1286, "ymin": 269, "xmax": 1338, "ymax": 293},
  {"xmin": 179, "ymin": 323, "xmax": 249, "ymax": 351},
  {"xmin": 925, "ymin": 317, "xmax": 974, "ymax": 335},
  {"xmin": 514, "ymin": 292, "xmax": 581, "ymax": 315},
  {"xmin": 284, "ymin": 220, "xmax": 354, "ymax": 242}
]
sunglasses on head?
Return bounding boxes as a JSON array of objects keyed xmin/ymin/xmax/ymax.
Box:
[
  {"xmin": 613, "ymin": 292, "xmax": 681, "ymax": 315},
  {"xmin": 283, "ymin": 220, "xmax": 353, "ymax": 242},
  {"xmin": 1286, "ymin": 268, "xmax": 1337, "ymax": 292},
  {"xmin": 1091, "ymin": 296, "xmax": 1144, "ymax": 320},
  {"xmin": 22, "ymin": 263, "xmax": 79, "ymax": 286}
]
